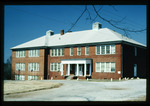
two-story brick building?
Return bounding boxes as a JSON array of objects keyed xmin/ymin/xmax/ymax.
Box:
[{"xmin": 11, "ymin": 22, "xmax": 146, "ymax": 80}]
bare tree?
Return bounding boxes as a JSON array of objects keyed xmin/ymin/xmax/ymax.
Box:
[
  {"xmin": 4, "ymin": 56, "xmax": 12, "ymax": 80},
  {"xmin": 67, "ymin": 5, "xmax": 146, "ymax": 37}
]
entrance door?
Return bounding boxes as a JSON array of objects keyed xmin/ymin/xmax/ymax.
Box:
[
  {"xmin": 134, "ymin": 64, "xmax": 137, "ymax": 77},
  {"xmin": 79, "ymin": 64, "xmax": 83, "ymax": 76}
]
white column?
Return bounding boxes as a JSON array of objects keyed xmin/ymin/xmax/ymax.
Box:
[
  {"xmin": 84, "ymin": 64, "xmax": 87, "ymax": 76},
  {"xmin": 77, "ymin": 64, "xmax": 79, "ymax": 76},
  {"xmin": 89, "ymin": 64, "xmax": 92, "ymax": 76},
  {"xmin": 60, "ymin": 63, "xmax": 63, "ymax": 76},
  {"xmin": 67, "ymin": 64, "xmax": 70, "ymax": 75}
]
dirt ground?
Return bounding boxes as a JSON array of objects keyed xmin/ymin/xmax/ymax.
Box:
[
  {"xmin": 4, "ymin": 80, "xmax": 63, "ymax": 95},
  {"xmin": 4, "ymin": 79, "xmax": 146, "ymax": 101}
]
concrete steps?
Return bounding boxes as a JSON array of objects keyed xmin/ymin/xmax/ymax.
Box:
[{"xmin": 65, "ymin": 75, "xmax": 74, "ymax": 80}]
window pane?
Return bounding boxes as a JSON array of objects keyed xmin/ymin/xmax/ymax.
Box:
[
  {"xmin": 52, "ymin": 49, "xmax": 54, "ymax": 56},
  {"xmin": 101, "ymin": 62, "xmax": 105, "ymax": 72},
  {"xmin": 111, "ymin": 45, "xmax": 115, "ymax": 54},
  {"xmin": 106, "ymin": 62, "xmax": 110, "ymax": 72},
  {"xmin": 58, "ymin": 63, "xmax": 60, "ymax": 71},
  {"xmin": 51, "ymin": 63, "xmax": 53, "ymax": 71},
  {"xmin": 62, "ymin": 48, "xmax": 64, "ymax": 56},
  {"xmin": 96, "ymin": 62, "xmax": 100, "ymax": 72},
  {"xmin": 96, "ymin": 46, "xmax": 100, "ymax": 54},
  {"xmin": 58, "ymin": 49, "xmax": 61, "ymax": 56},
  {"xmin": 55, "ymin": 49, "xmax": 58, "ymax": 56},
  {"xmin": 111, "ymin": 62, "xmax": 115, "ymax": 72},
  {"xmin": 70, "ymin": 47, "xmax": 73, "ymax": 56},
  {"xmin": 77, "ymin": 47, "xmax": 81, "ymax": 55},
  {"xmin": 106, "ymin": 45, "xmax": 110, "ymax": 54},
  {"xmin": 101, "ymin": 45, "xmax": 105, "ymax": 54},
  {"xmin": 86, "ymin": 46, "xmax": 89, "ymax": 55},
  {"xmin": 54, "ymin": 63, "xmax": 57, "ymax": 71}
]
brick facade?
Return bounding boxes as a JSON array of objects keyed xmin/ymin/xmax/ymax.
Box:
[
  {"xmin": 11, "ymin": 49, "xmax": 46, "ymax": 80},
  {"xmin": 49, "ymin": 44, "xmax": 122, "ymax": 80},
  {"xmin": 11, "ymin": 43, "xmax": 146, "ymax": 80}
]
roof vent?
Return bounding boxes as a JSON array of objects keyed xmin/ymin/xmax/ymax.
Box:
[
  {"xmin": 46, "ymin": 30, "xmax": 54, "ymax": 36},
  {"xmin": 92, "ymin": 22, "xmax": 102, "ymax": 30}
]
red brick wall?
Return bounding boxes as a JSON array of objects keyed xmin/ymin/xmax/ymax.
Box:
[
  {"xmin": 11, "ymin": 49, "xmax": 46, "ymax": 80},
  {"xmin": 49, "ymin": 44, "xmax": 122, "ymax": 79}
]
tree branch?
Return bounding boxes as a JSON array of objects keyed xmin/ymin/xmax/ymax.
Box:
[{"xmin": 92, "ymin": 5, "xmax": 146, "ymax": 33}]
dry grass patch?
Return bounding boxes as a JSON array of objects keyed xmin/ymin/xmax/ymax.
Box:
[{"xmin": 4, "ymin": 80, "xmax": 63, "ymax": 95}]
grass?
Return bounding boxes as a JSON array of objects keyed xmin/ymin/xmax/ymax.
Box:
[{"xmin": 4, "ymin": 80, "xmax": 63, "ymax": 95}]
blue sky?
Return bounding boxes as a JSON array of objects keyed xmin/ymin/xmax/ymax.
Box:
[{"xmin": 4, "ymin": 5, "xmax": 146, "ymax": 63}]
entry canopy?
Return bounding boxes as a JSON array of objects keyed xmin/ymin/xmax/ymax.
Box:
[{"xmin": 61, "ymin": 58, "xmax": 92, "ymax": 64}]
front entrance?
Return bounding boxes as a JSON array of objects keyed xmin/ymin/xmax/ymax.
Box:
[
  {"xmin": 61, "ymin": 59, "xmax": 92, "ymax": 77},
  {"xmin": 79, "ymin": 64, "xmax": 84, "ymax": 76},
  {"xmin": 70, "ymin": 64, "xmax": 76, "ymax": 75}
]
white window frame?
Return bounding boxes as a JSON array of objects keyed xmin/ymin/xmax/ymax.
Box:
[
  {"xmin": 96, "ymin": 45, "xmax": 115, "ymax": 55},
  {"xmin": 28, "ymin": 63, "xmax": 39, "ymax": 71},
  {"xmin": 95, "ymin": 62, "xmax": 115, "ymax": 73},
  {"xmin": 70, "ymin": 47, "xmax": 73, "ymax": 56},
  {"xmin": 16, "ymin": 63, "xmax": 25, "ymax": 71},
  {"xmin": 16, "ymin": 50, "xmax": 26, "ymax": 58},
  {"xmin": 106, "ymin": 45, "xmax": 110, "ymax": 54},
  {"xmin": 111, "ymin": 45, "xmax": 115, "ymax": 54},
  {"xmin": 77, "ymin": 47, "xmax": 81, "ymax": 55},
  {"xmin": 28, "ymin": 49, "xmax": 39, "ymax": 57},
  {"xmin": 28, "ymin": 75, "xmax": 39, "ymax": 80},
  {"xmin": 15, "ymin": 75, "xmax": 25, "ymax": 80},
  {"xmin": 85, "ymin": 46, "xmax": 89, "ymax": 55}
]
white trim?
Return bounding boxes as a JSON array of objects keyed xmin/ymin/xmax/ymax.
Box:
[
  {"xmin": 70, "ymin": 47, "xmax": 73, "ymax": 56},
  {"xmin": 77, "ymin": 47, "xmax": 81, "ymax": 55},
  {"xmin": 61, "ymin": 59, "xmax": 91, "ymax": 64},
  {"xmin": 85, "ymin": 46, "xmax": 89, "ymax": 55}
]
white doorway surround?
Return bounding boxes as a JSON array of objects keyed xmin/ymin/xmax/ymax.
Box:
[{"xmin": 61, "ymin": 59, "xmax": 92, "ymax": 76}]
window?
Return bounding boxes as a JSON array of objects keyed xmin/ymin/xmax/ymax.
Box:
[
  {"xmin": 111, "ymin": 62, "xmax": 115, "ymax": 72},
  {"xmin": 50, "ymin": 48, "xmax": 64, "ymax": 57},
  {"xmin": 70, "ymin": 47, "xmax": 73, "ymax": 56},
  {"xmin": 101, "ymin": 45, "xmax": 105, "ymax": 54},
  {"xmin": 50, "ymin": 63, "xmax": 54, "ymax": 71},
  {"xmin": 96, "ymin": 45, "xmax": 115, "ymax": 55},
  {"xmin": 16, "ymin": 50, "xmax": 26, "ymax": 58},
  {"xmin": 50, "ymin": 63, "xmax": 61, "ymax": 71},
  {"xmin": 95, "ymin": 62, "xmax": 115, "ymax": 72},
  {"xmin": 135, "ymin": 47, "xmax": 137, "ymax": 56},
  {"xmin": 96, "ymin": 46, "xmax": 100, "ymax": 55},
  {"xmin": 55, "ymin": 49, "xmax": 57, "ymax": 56},
  {"xmin": 106, "ymin": 62, "xmax": 110, "ymax": 72},
  {"xmin": 85, "ymin": 46, "xmax": 89, "ymax": 55},
  {"xmin": 28, "ymin": 49, "xmax": 39, "ymax": 57},
  {"xmin": 15, "ymin": 75, "xmax": 25, "ymax": 80},
  {"xmin": 28, "ymin": 63, "xmax": 39, "ymax": 71},
  {"xmin": 106, "ymin": 45, "xmax": 110, "ymax": 54},
  {"xmin": 28, "ymin": 76, "xmax": 39, "ymax": 80},
  {"xmin": 111, "ymin": 45, "xmax": 115, "ymax": 54},
  {"xmin": 101, "ymin": 62, "xmax": 105, "ymax": 72},
  {"xmin": 96, "ymin": 62, "xmax": 100, "ymax": 72},
  {"xmin": 58, "ymin": 63, "xmax": 60, "ymax": 71},
  {"xmin": 77, "ymin": 47, "xmax": 81, "ymax": 55},
  {"xmin": 16, "ymin": 63, "xmax": 25, "ymax": 71},
  {"xmin": 62, "ymin": 48, "xmax": 64, "ymax": 56},
  {"xmin": 58, "ymin": 49, "xmax": 61, "ymax": 56}
]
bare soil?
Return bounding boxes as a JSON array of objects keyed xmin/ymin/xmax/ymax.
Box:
[{"xmin": 4, "ymin": 80, "xmax": 63, "ymax": 95}]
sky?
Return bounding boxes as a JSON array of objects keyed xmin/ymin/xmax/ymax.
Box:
[{"xmin": 4, "ymin": 5, "xmax": 147, "ymax": 63}]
